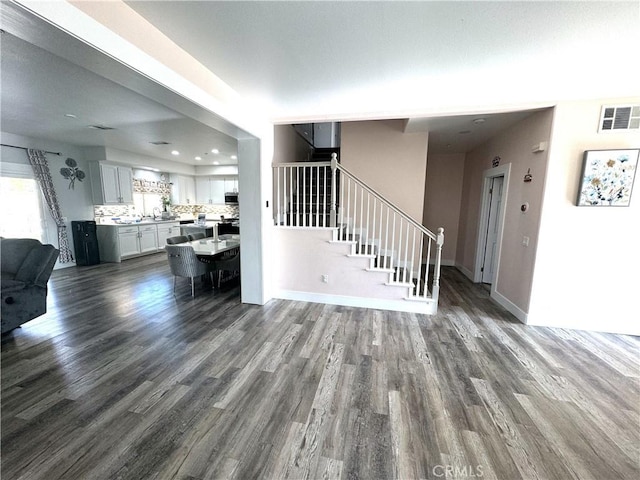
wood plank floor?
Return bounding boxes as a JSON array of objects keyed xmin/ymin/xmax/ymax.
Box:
[{"xmin": 2, "ymin": 253, "xmax": 639, "ymax": 479}]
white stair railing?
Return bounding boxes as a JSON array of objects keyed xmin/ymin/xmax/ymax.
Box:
[
  {"xmin": 272, "ymin": 153, "xmax": 444, "ymax": 306},
  {"xmin": 273, "ymin": 161, "xmax": 334, "ymax": 227}
]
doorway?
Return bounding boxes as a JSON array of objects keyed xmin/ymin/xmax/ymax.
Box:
[
  {"xmin": 474, "ymin": 164, "xmax": 510, "ymax": 290},
  {"xmin": 481, "ymin": 176, "xmax": 504, "ymax": 284}
]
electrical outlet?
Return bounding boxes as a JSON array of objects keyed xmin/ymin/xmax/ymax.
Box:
[{"xmin": 322, "ymin": 274, "xmax": 329, "ymax": 283}]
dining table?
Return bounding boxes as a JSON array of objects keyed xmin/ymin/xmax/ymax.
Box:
[
  {"xmin": 187, "ymin": 234, "xmax": 240, "ymax": 257},
  {"xmin": 187, "ymin": 235, "xmax": 240, "ymax": 288}
]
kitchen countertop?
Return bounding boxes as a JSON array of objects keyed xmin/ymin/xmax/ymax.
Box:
[
  {"xmin": 97, "ymin": 218, "xmax": 181, "ymax": 226},
  {"xmin": 180, "ymin": 221, "xmax": 221, "ymax": 229}
]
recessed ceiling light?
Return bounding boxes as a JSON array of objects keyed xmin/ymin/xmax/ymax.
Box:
[
  {"xmin": 458, "ymin": 130, "xmax": 471, "ymax": 135},
  {"xmin": 64, "ymin": 113, "xmax": 77, "ymax": 119},
  {"xmin": 231, "ymin": 155, "xmax": 237, "ymax": 160},
  {"xmin": 472, "ymin": 118, "xmax": 486, "ymax": 124},
  {"xmin": 195, "ymin": 156, "xmax": 202, "ymax": 161},
  {"xmin": 213, "ymin": 161, "xmax": 220, "ymax": 165},
  {"xmin": 171, "ymin": 150, "xmax": 180, "ymax": 156},
  {"xmin": 211, "ymin": 148, "xmax": 219, "ymax": 154}
]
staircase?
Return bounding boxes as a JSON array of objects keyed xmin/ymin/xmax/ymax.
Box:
[
  {"xmin": 272, "ymin": 153, "xmax": 444, "ymax": 314},
  {"xmin": 275, "ymin": 148, "xmax": 340, "ymax": 227}
]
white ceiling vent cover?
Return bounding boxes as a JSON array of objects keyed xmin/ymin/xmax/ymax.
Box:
[{"xmin": 599, "ymin": 105, "xmax": 640, "ymax": 132}]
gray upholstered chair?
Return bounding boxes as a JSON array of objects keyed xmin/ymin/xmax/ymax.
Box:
[
  {"xmin": 1, "ymin": 237, "xmax": 59, "ymax": 333},
  {"xmin": 214, "ymin": 248, "xmax": 240, "ymax": 288},
  {"xmin": 165, "ymin": 244, "xmax": 214, "ymax": 297},
  {"xmin": 187, "ymin": 232, "xmax": 206, "ymax": 241},
  {"xmin": 166, "ymin": 235, "xmax": 189, "ymax": 245}
]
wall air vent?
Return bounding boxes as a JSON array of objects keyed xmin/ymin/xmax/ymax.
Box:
[
  {"xmin": 599, "ymin": 105, "xmax": 640, "ymax": 132},
  {"xmin": 150, "ymin": 141, "xmax": 171, "ymax": 145},
  {"xmin": 88, "ymin": 124, "xmax": 115, "ymax": 130}
]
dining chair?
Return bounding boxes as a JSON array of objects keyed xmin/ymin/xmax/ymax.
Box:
[
  {"xmin": 165, "ymin": 245, "xmax": 214, "ymax": 297},
  {"xmin": 214, "ymin": 248, "xmax": 240, "ymax": 288},
  {"xmin": 166, "ymin": 235, "xmax": 189, "ymax": 245},
  {"xmin": 187, "ymin": 232, "xmax": 206, "ymax": 241}
]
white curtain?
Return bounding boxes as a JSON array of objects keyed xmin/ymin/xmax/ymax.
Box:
[{"xmin": 27, "ymin": 149, "xmax": 74, "ymax": 263}]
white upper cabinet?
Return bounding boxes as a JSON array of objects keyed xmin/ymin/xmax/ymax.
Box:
[
  {"xmin": 90, "ymin": 163, "xmax": 133, "ymax": 205},
  {"xmin": 195, "ymin": 176, "xmax": 236, "ymax": 204},
  {"xmin": 195, "ymin": 177, "xmax": 211, "ymax": 204},
  {"xmin": 171, "ymin": 174, "xmax": 196, "ymax": 205}
]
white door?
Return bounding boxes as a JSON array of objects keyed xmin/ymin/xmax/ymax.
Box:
[{"xmin": 481, "ymin": 176, "xmax": 504, "ymax": 284}]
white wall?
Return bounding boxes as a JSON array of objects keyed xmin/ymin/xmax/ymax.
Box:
[
  {"xmin": 84, "ymin": 146, "xmax": 197, "ymax": 176},
  {"xmin": 1, "ymin": 131, "xmax": 95, "ymax": 268},
  {"xmin": 195, "ymin": 165, "xmax": 238, "ymax": 176},
  {"xmin": 529, "ymin": 97, "xmax": 640, "ymax": 335}
]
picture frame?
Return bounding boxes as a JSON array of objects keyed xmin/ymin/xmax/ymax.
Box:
[{"xmin": 576, "ymin": 149, "xmax": 639, "ymax": 206}]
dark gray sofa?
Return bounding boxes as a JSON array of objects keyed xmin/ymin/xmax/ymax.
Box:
[{"xmin": 1, "ymin": 237, "xmax": 59, "ymax": 333}]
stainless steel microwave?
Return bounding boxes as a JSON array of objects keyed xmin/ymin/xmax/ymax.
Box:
[{"xmin": 224, "ymin": 192, "xmax": 239, "ymax": 204}]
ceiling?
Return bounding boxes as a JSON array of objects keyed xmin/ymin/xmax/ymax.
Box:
[
  {"xmin": 1, "ymin": 32, "xmax": 239, "ymax": 166},
  {"xmin": 125, "ymin": 1, "xmax": 639, "ymax": 121},
  {"xmin": 2, "ymin": 1, "xmax": 638, "ymax": 161}
]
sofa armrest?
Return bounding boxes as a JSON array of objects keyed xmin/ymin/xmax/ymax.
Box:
[{"xmin": 14, "ymin": 245, "xmax": 60, "ymax": 288}]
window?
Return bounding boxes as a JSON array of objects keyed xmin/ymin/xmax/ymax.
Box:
[{"xmin": 0, "ymin": 176, "xmax": 46, "ymax": 240}]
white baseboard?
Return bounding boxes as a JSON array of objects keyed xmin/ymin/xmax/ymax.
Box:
[
  {"xmin": 274, "ymin": 289, "xmax": 436, "ymax": 314},
  {"xmin": 491, "ymin": 289, "xmax": 528, "ymax": 324},
  {"xmin": 455, "ymin": 263, "xmax": 474, "ymax": 281}
]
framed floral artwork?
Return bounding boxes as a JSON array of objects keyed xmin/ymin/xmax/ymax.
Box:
[{"xmin": 576, "ymin": 149, "xmax": 639, "ymax": 206}]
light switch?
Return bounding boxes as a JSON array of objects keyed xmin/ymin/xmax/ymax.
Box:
[{"xmin": 522, "ymin": 236, "xmax": 530, "ymax": 247}]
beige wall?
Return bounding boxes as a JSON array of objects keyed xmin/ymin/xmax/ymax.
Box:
[
  {"xmin": 273, "ymin": 125, "xmax": 313, "ymax": 164},
  {"xmin": 528, "ymin": 97, "xmax": 640, "ymax": 334},
  {"xmin": 341, "ymin": 120, "xmax": 429, "ymax": 223},
  {"xmin": 423, "ymin": 153, "xmax": 465, "ymax": 265},
  {"xmin": 456, "ymin": 109, "xmax": 554, "ymax": 313}
]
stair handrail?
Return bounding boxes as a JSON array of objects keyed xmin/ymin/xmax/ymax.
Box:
[{"xmin": 331, "ymin": 154, "xmax": 438, "ymax": 241}]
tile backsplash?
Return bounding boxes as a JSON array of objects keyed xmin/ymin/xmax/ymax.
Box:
[
  {"xmin": 94, "ymin": 203, "xmax": 239, "ymax": 219},
  {"xmin": 172, "ymin": 204, "xmax": 240, "ymax": 218},
  {"xmin": 94, "ymin": 205, "xmax": 134, "ymax": 218}
]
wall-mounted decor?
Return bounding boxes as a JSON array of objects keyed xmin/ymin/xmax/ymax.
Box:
[
  {"xmin": 492, "ymin": 156, "xmax": 501, "ymax": 168},
  {"xmin": 577, "ymin": 149, "xmax": 639, "ymax": 206},
  {"xmin": 59, "ymin": 158, "xmax": 85, "ymax": 189}
]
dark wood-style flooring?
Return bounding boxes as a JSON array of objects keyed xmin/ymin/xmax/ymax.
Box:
[{"xmin": 2, "ymin": 253, "xmax": 639, "ymax": 479}]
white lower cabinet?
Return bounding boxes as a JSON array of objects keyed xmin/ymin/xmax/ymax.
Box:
[
  {"xmin": 97, "ymin": 222, "xmax": 176, "ymax": 262},
  {"xmin": 138, "ymin": 225, "xmax": 159, "ymax": 253},
  {"xmin": 117, "ymin": 227, "xmax": 141, "ymax": 258},
  {"xmin": 156, "ymin": 222, "xmax": 180, "ymax": 247}
]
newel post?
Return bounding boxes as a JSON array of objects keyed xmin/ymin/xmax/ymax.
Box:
[
  {"xmin": 330, "ymin": 152, "xmax": 338, "ymax": 227},
  {"xmin": 431, "ymin": 227, "xmax": 445, "ymax": 305}
]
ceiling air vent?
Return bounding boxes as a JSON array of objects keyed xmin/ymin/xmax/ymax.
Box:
[
  {"xmin": 599, "ymin": 105, "xmax": 640, "ymax": 132},
  {"xmin": 88, "ymin": 124, "xmax": 115, "ymax": 130},
  {"xmin": 150, "ymin": 141, "xmax": 171, "ymax": 145}
]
